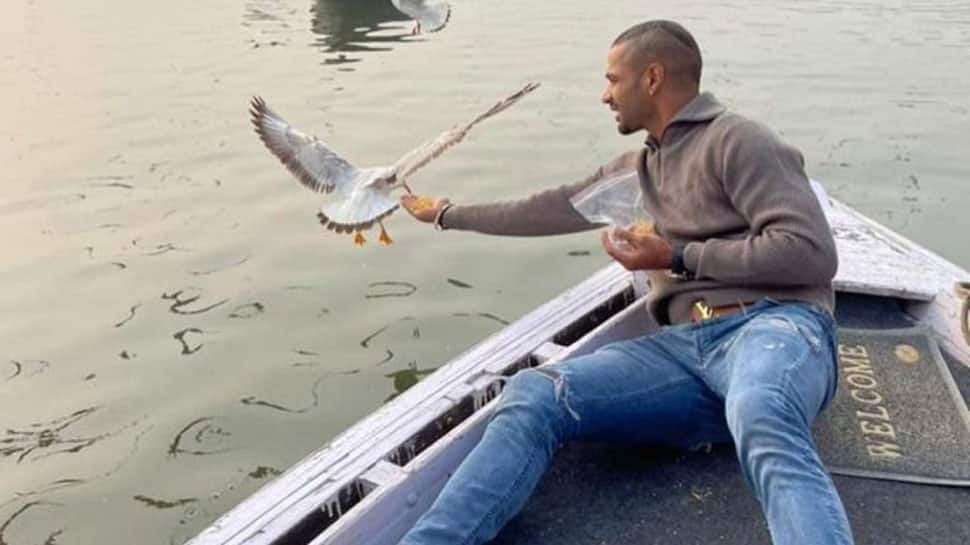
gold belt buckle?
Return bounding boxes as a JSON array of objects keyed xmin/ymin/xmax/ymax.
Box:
[{"xmin": 693, "ymin": 300, "xmax": 714, "ymax": 321}]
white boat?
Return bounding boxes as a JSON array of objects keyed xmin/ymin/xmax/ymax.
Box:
[{"xmin": 187, "ymin": 184, "xmax": 970, "ymax": 545}]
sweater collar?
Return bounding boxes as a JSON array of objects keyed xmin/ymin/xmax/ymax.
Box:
[
  {"xmin": 644, "ymin": 92, "xmax": 726, "ymax": 149},
  {"xmin": 670, "ymin": 91, "xmax": 725, "ymax": 123}
]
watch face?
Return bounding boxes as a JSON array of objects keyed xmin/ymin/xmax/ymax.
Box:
[{"xmin": 672, "ymin": 245, "xmax": 685, "ymax": 272}]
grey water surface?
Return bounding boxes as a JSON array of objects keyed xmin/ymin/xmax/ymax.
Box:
[{"xmin": 2, "ymin": 1, "xmax": 969, "ymax": 543}]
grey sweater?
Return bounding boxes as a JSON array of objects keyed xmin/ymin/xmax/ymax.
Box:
[{"xmin": 442, "ymin": 93, "xmax": 838, "ymax": 325}]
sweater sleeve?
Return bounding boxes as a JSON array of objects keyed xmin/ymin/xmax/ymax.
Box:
[
  {"xmin": 682, "ymin": 121, "xmax": 838, "ymax": 286},
  {"xmin": 442, "ymin": 152, "xmax": 640, "ymax": 236}
]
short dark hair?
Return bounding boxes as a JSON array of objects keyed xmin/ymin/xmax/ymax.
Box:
[{"xmin": 612, "ymin": 20, "xmax": 702, "ymax": 86}]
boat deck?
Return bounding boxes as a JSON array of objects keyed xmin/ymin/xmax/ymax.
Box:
[
  {"xmin": 187, "ymin": 193, "xmax": 970, "ymax": 545},
  {"xmin": 491, "ymin": 293, "xmax": 970, "ymax": 545}
]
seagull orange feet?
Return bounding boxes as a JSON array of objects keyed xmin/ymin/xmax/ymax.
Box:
[
  {"xmin": 378, "ymin": 223, "xmax": 393, "ymax": 246},
  {"xmin": 353, "ymin": 231, "xmax": 366, "ymax": 246}
]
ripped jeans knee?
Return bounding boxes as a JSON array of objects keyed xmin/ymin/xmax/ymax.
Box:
[{"xmin": 491, "ymin": 366, "xmax": 582, "ymax": 444}]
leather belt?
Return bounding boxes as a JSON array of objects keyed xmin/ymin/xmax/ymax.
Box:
[{"xmin": 690, "ymin": 300, "xmax": 747, "ymax": 322}]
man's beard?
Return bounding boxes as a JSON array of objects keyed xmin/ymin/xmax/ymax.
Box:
[
  {"xmin": 614, "ymin": 110, "xmax": 640, "ymax": 135},
  {"xmin": 617, "ymin": 123, "xmax": 636, "ymax": 135}
]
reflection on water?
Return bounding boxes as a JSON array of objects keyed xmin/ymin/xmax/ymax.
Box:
[
  {"xmin": 5, "ymin": 359, "xmax": 49, "ymax": 380},
  {"xmin": 0, "ymin": 502, "xmax": 64, "ymax": 545},
  {"xmin": 227, "ymin": 302, "xmax": 265, "ymax": 319},
  {"xmin": 0, "ymin": 426, "xmax": 151, "ymax": 506},
  {"xmin": 243, "ymin": 0, "xmax": 418, "ymax": 62},
  {"xmin": 162, "ymin": 288, "xmax": 230, "ymax": 315},
  {"xmin": 0, "ymin": 407, "xmax": 143, "ymax": 468},
  {"xmin": 243, "ymin": 0, "xmax": 300, "ymax": 48},
  {"xmin": 384, "ymin": 361, "xmax": 438, "ymax": 401},
  {"xmin": 310, "ymin": 0, "xmax": 412, "ymax": 64},
  {"xmin": 365, "ymin": 281, "xmax": 418, "ymax": 299},
  {"xmin": 113, "ymin": 305, "xmax": 140, "ymax": 328},
  {"xmin": 133, "ymin": 494, "xmax": 197, "ymax": 510},
  {"xmin": 0, "ymin": 407, "xmax": 115, "ymax": 463},
  {"xmin": 240, "ymin": 368, "xmax": 361, "ymax": 413},
  {"xmin": 168, "ymin": 417, "xmax": 235, "ymax": 458},
  {"xmin": 173, "ymin": 327, "xmax": 206, "ymax": 355}
]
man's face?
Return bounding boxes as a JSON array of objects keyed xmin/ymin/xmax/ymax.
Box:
[{"xmin": 600, "ymin": 44, "xmax": 652, "ymax": 135}]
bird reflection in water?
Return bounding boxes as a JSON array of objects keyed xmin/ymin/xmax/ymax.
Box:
[
  {"xmin": 310, "ymin": 0, "xmax": 415, "ymax": 64},
  {"xmin": 390, "ymin": 0, "xmax": 451, "ymax": 35}
]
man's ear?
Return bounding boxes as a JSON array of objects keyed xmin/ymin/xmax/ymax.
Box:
[{"xmin": 643, "ymin": 63, "xmax": 665, "ymax": 95}]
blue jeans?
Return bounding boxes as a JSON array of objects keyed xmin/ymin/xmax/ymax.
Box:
[{"xmin": 399, "ymin": 300, "xmax": 854, "ymax": 545}]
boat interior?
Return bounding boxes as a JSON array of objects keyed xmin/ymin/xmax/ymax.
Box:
[
  {"xmin": 487, "ymin": 290, "xmax": 970, "ymax": 545},
  {"xmin": 189, "ymin": 195, "xmax": 970, "ymax": 545}
]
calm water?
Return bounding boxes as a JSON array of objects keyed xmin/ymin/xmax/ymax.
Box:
[{"xmin": 2, "ymin": 0, "xmax": 969, "ymax": 543}]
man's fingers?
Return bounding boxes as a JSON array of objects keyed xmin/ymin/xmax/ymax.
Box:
[
  {"xmin": 610, "ymin": 226, "xmax": 635, "ymax": 243},
  {"xmin": 601, "ymin": 231, "xmax": 631, "ymax": 265},
  {"xmin": 400, "ymin": 195, "xmax": 445, "ymax": 223},
  {"xmin": 399, "ymin": 195, "xmax": 419, "ymax": 216}
]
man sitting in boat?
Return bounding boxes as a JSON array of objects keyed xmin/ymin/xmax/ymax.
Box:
[{"xmin": 400, "ymin": 19, "xmax": 852, "ymax": 545}]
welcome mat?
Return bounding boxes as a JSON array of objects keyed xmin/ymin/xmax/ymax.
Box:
[{"xmin": 813, "ymin": 327, "xmax": 970, "ymax": 486}]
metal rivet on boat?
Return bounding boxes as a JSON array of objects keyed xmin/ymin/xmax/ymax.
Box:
[{"xmin": 406, "ymin": 492, "xmax": 419, "ymax": 506}]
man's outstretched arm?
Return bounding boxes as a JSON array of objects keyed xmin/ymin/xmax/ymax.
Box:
[{"xmin": 400, "ymin": 151, "xmax": 641, "ymax": 237}]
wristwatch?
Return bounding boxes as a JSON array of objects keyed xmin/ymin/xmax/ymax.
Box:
[
  {"xmin": 433, "ymin": 201, "xmax": 454, "ymax": 231},
  {"xmin": 670, "ymin": 243, "xmax": 694, "ymax": 279}
]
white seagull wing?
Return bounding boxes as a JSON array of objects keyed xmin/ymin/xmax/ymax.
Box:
[
  {"xmin": 318, "ymin": 182, "xmax": 400, "ymax": 233},
  {"xmin": 392, "ymin": 82, "xmax": 540, "ymax": 180},
  {"xmin": 391, "ymin": 0, "xmax": 451, "ymax": 32},
  {"xmin": 250, "ymin": 96, "xmax": 359, "ymax": 196}
]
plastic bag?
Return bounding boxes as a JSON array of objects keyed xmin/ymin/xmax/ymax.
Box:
[{"xmin": 569, "ymin": 169, "xmax": 653, "ymax": 247}]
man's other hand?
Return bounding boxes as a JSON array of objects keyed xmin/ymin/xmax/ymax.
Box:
[
  {"xmin": 601, "ymin": 225, "xmax": 674, "ymax": 271},
  {"xmin": 400, "ymin": 195, "xmax": 450, "ymax": 223}
]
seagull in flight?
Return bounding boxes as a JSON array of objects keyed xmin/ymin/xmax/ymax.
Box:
[
  {"xmin": 250, "ymin": 83, "xmax": 540, "ymax": 246},
  {"xmin": 390, "ymin": 0, "xmax": 451, "ymax": 34}
]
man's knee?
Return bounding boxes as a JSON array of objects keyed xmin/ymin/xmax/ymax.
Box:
[{"xmin": 492, "ymin": 367, "xmax": 577, "ymax": 439}]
